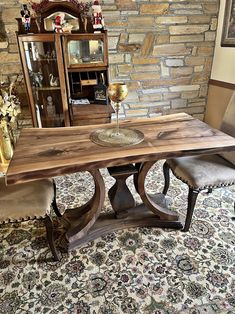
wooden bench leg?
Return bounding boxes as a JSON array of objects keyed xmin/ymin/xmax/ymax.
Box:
[{"xmin": 44, "ymin": 215, "xmax": 60, "ymax": 261}]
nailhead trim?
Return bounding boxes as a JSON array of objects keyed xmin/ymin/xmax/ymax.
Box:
[
  {"xmin": 0, "ymin": 214, "xmax": 47, "ymax": 224},
  {"xmin": 169, "ymin": 167, "xmax": 235, "ymax": 191}
]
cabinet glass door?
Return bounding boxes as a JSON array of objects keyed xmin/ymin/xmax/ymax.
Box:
[
  {"xmin": 65, "ymin": 34, "xmax": 107, "ymax": 69},
  {"xmin": 68, "ymin": 39, "xmax": 104, "ymax": 66},
  {"xmin": 22, "ymin": 39, "xmax": 64, "ymax": 127}
]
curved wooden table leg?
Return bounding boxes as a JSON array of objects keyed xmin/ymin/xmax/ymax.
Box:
[
  {"xmin": 62, "ymin": 163, "xmax": 182, "ymax": 251},
  {"xmin": 61, "ymin": 169, "xmax": 105, "ymax": 249},
  {"xmin": 135, "ymin": 161, "xmax": 179, "ymax": 221}
]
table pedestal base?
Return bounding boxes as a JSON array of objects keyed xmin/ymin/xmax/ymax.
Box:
[
  {"xmin": 62, "ymin": 162, "xmax": 183, "ymax": 251},
  {"xmin": 67, "ymin": 198, "xmax": 183, "ymax": 251},
  {"xmin": 108, "ymin": 164, "xmax": 138, "ymax": 219}
]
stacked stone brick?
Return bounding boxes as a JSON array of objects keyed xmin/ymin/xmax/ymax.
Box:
[{"xmin": 0, "ymin": 2, "xmax": 22, "ymax": 80}]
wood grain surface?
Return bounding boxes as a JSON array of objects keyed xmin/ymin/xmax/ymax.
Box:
[{"xmin": 6, "ymin": 113, "xmax": 235, "ymax": 185}]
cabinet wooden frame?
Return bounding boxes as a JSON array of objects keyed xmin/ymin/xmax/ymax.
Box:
[{"xmin": 17, "ymin": 33, "xmax": 70, "ymax": 127}]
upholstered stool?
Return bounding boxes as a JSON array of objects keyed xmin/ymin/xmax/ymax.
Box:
[{"xmin": 0, "ymin": 177, "xmax": 61, "ymax": 260}]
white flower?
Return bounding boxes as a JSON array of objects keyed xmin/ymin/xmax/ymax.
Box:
[{"xmin": 0, "ymin": 87, "xmax": 21, "ymax": 124}]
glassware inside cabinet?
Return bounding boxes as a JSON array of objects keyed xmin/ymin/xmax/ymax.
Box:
[
  {"xmin": 23, "ymin": 41, "xmax": 64, "ymax": 127},
  {"xmin": 68, "ymin": 39, "xmax": 104, "ymax": 66}
]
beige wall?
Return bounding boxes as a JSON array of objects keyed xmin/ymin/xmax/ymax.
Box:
[
  {"xmin": 211, "ymin": 0, "xmax": 235, "ymax": 83},
  {"xmin": 204, "ymin": 84, "xmax": 234, "ymax": 128}
]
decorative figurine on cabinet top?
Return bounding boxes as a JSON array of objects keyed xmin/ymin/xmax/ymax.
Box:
[
  {"xmin": 62, "ymin": 22, "xmax": 74, "ymax": 33},
  {"xmin": 53, "ymin": 12, "xmax": 74, "ymax": 33},
  {"xmin": 20, "ymin": 4, "xmax": 31, "ymax": 33},
  {"xmin": 92, "ymin": 0, "xmax": 104, "ymax": 31},
  {"xmin": 54, "ymin": 12, "xmax": 65, "ymax": 33}
]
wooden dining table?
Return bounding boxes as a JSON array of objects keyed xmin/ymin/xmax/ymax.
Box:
[{"xmin": 6, "ymin": 113, "xmax": 235, "ymax": 250}]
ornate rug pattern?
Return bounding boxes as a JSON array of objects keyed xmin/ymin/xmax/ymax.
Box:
[{"xmin": 0, "ymin": 162, "xmax": 235, "ymax": 313}]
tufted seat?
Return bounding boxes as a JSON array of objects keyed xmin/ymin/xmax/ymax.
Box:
[
  {"xmin": 0, "ymin": 177, "xmax": 61, "ymax": 260},
  {"xmin": 163, "ymin": 91, "xmax": 235, "ymax": 232}
]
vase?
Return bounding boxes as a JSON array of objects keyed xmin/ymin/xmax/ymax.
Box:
[{"xmin": 0, "ymin": 119, "xmax": 14, "ymax": 160}]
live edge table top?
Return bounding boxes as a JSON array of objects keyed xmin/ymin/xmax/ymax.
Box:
[{"xmin": 6, "ymin": 113, "xmax": 235, "ymax": 185}]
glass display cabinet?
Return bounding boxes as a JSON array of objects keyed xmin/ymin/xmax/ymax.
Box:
[
  {"xmin": 16, "ymin": 0, "xmax": 113, "ymax": 127},
  {"xmin": 18, "ymin": 34, "xmax": 70, "ymax": 127},
  {"xmin": 17, "ymin": 32, "xmax": 113, "ymax": 127}
]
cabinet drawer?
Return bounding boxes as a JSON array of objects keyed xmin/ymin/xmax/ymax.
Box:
[{"xmin": 80, "ymin": 79, "xmax": 97, "ymax": 86}]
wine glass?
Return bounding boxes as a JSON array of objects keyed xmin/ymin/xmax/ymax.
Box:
[
  {"xmin": 107, "ymin": 82, "xmax": 128, "ymax": 137},
  {"xmin": 90, "ymin": 82, "xmax": 144, "ymax": 147}
]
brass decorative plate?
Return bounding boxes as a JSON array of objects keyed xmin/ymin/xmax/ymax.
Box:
[{"xmin": 90, "ymin": 128, "xmax": 144, "ymax": 147}]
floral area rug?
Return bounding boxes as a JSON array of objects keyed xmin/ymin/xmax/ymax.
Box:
[{"xmin": 0, "ymin": 161, "xmax": 235, "ymax": 314}]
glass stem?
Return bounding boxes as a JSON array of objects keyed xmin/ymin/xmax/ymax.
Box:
[{"xmin": 116, "ymin": 102, "xmax": 120, "ymax": 135}]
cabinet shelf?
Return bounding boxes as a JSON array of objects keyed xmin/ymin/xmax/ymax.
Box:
[
  {"xmin": 68, "ymin": 66, "xmax": 107, "ymax": 73},
  {"xmin": 32, "ymin": 58, "xmax": 57, "ymax": 62},
  {"xmin": 34, "ymin": 86, "xmax": 61, "ymax": 91}
]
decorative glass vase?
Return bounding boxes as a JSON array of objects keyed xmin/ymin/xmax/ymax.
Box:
[{"xmin": 0, "ymin": 119, "xmax": 14, "ymax": 160}]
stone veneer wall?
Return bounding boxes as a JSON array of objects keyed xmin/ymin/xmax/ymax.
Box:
[
  {"xmin": 0, "ymin": 0, "xmax": 219, "ymax": 122},
  {"xmin": 102, "ymin": 0, "xmax": 219, "ymax": 120}
]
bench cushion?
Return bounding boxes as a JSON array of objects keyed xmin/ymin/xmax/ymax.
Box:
[
  {"xmin": 0, "ymin": 178, "xmax": 54, "ymax": 223},
  {"xmin": 167, "ymin": 155, "xmax": 235, "ymax": 190}
]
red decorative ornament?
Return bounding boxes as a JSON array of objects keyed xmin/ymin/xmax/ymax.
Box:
[
  {"xmin": 30, "ymin": 0, "xmax": 50, "ymax": 15},
  {"xmin": 54, "ymin": 13, "xmax": 65, "ymax": 33},
  {"xmin": 29, "ymin": 0, "xmax": 92, "ymax": 16}
]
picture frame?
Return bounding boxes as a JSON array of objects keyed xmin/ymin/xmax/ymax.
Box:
[
  {"xmin": 94, "ymin": 84, "xmax": 108, "ymax": 104},
  {"xmin": 93, "ymin": 72, "xmax": 108, "ymax": 105},
  {"xmin": 221, "ymin": 0, "xmax": 235, "ymax": 47}
]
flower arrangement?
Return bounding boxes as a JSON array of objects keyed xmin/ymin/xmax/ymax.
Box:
[
  {"xmin": 0, "ymin": 82, "xmax": 21, "ymax": 124},
  {"xmin": 0, "ymin": 80, "xmax": 21, "ymax": 155}
]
